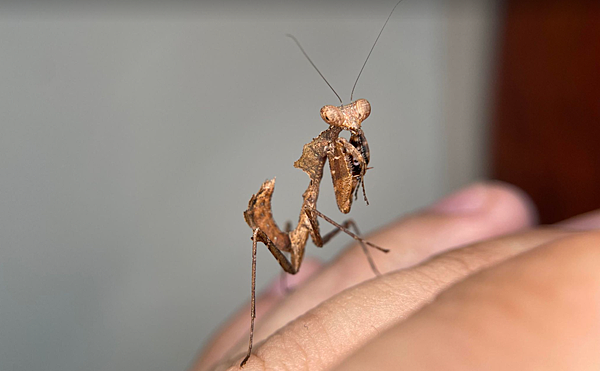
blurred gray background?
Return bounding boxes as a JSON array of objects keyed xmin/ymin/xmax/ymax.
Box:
[{"xmin": 0, "ymin": 1, "xmax": 499, "ymax": 370}]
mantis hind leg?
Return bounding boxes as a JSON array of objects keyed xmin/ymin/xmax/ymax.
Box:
[
  {"xmin": 308, "ymin": 208, "xmax": 389, "ymax": 276},
  {"xmin": 321, "ymin": 218, "xmax": 382, "ymax": 276}
]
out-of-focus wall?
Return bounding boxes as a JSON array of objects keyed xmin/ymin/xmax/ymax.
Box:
[
  {"xmin": 0, "ymin": 1, "xmax": 498, "ymax": 370},
  {"xmin": 445, "ymin": 0, "xmax": 500, "ymax": 190}
]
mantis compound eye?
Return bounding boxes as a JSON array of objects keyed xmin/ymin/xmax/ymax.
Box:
[
  {"xmin": 320, "ymin": 105, "xmax": 344, "ymax": 126},
  {"xmin": 354, "ymin": 99, "xmax": 371, "ymax": 122}
]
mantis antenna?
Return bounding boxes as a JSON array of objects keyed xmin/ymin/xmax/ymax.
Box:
[
  {"xmin": 350, "ymin": 0, "xmax": 405, "ymax": 101},
  {"xmin": 287, "ymin": 33, "xmax": 343, "ymax": 104}
]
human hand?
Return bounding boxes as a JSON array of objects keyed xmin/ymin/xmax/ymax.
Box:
[{"xmin": 194, "ymin": 182, "xmax": 600, "ymax": 370}]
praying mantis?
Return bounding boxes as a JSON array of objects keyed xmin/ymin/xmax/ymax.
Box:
[{"xmin": 241, "ymin": 0, "xmax": 405, "ymax": 366}]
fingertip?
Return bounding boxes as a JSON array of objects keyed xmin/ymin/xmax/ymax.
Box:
[
  {"xmin": 481, "ymin": 181, "xmax": 539, "ymax": 228},
  {"xmin": 428, "ymin": 181, "xmax": 537, "ymax": 227},
  {"xmin": 428, "ymin": 183, "xmax": 489, "ymax": 214}
]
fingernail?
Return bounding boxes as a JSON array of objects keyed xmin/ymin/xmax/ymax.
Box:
[
  {"xmin": 429, "ymin": 183, "xmax": 488, "ymax": 215},
  {"xmin": 266, "ymin": 258, "xmax": 322, "ymax": 296}
]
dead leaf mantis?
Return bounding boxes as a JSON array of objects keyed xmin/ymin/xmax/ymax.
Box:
[{"xmin": 241, "ymin": 0, "xmax": 405, "ymax": 366}]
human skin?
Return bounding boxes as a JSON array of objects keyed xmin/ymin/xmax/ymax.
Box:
[{"xmin": 194, "ymin": 182, "xmax": 600, "ymax": 371}]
